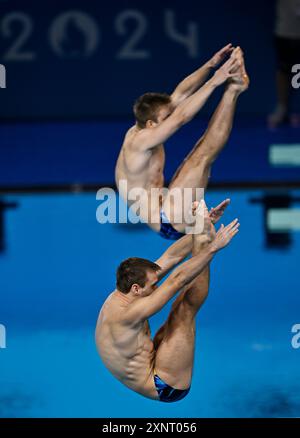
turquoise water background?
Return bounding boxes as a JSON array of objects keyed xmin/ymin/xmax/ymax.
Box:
[{"xmin": 0, "ymin": 191, "xmax": 300, "ymax": 417}]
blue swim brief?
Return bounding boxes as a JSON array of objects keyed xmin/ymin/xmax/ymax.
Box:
[
  {"xmin": 159, "ymin": 210, "xmax": 185, "ymax": 240},
  {"xmin": 154, "ymin": 374, "xmax": 190, "ymax": 403}
]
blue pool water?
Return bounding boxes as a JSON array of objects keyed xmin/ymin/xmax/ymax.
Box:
[{"xmin": 0, "ymin": 191, "xmax": 300, "ymax": 417}]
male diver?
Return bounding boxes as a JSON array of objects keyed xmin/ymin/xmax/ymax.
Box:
[
  {"xmin": 95, "ymin": 201, "xmax": 239, "ymax": 402},
  {"xmin": 115, "ymin": 45, "xmax": 249, "ymax": 239}
]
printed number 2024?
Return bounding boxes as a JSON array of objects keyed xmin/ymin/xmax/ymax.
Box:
[{"xmin": 0, "ymin": 9, "xmax": 200, "ymax": 62}]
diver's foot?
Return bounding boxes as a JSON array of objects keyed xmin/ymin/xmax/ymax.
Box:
[{"xmin": 227, "ymin": 47, "xmax": 249, "ymax": 94}]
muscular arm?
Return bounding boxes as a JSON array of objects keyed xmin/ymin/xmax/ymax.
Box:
[
  {"xmin": 125, "ymin": 243, "xmax": 216, "ymax": 324},
  {"xmin": 154, "ymin": 198, "xmax": 231, "ymax": 278},
  {"xmin": 155, "ymin": 235, "xmax": 193, "ymax": 279},
  {"xmin": 131, "ymin": 78, "xmax": 217, "ymax": 151},
  {"xmin": 131, "ymin": 55, "xmax": 237, "ymax": 151},
  {"xmin": 171, "ymin": 44, "xmax": 233, "ymax": 106},
  {"xmin": 170, "ymin": 62, "xmax": 213, "ymax": 106},
  {"xmin": 123, "ymin": 217, "xmax": 239, "ymax": 324}
]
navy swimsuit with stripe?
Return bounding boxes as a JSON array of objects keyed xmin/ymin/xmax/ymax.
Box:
[
  {"xmin": 159, "ymin": 210, "xmax": 185, "ymax": 240},
  {"xmin": 154, "ymin": 374, "xmax": 190, "ymax": 403}
]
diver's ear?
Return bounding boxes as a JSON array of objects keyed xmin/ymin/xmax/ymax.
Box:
[
  {"xmin": 146, "ymin": 119, "xmax": 155, "ymax": 129},
  {"xmin": 131, "ymin": 283, "xmax": 142, "ymax": 296}
]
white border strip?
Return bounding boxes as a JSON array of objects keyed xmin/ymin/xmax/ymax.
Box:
[
  {"xmin": 268, "ymin": 208, "xmax": 300, "ymax": 231},
  {"xmin": 269, "ymin": 145, "xmax": 300, "ymax": 166}
]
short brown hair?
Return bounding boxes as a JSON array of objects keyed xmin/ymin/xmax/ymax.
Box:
[
  {"xmin": 116, "ymin": 257, "xmax": 161, "ymax": 294},
  {"xmin": 133, "ymin": 92, "xmax": 171, "ymax": 128}
]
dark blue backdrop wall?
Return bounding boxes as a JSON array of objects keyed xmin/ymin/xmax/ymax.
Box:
[{"xmin": 0, "ymin": 0, "xmax": 279, "ymax": 119}]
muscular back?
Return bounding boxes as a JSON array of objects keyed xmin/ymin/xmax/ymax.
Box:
[
  {"xmin": 95, "ymin": 291, "xmax": 158, "ymax": 399},
  {"xmin": 115, "ymin": 126, "xmax": 165, "ymax": 194}
]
